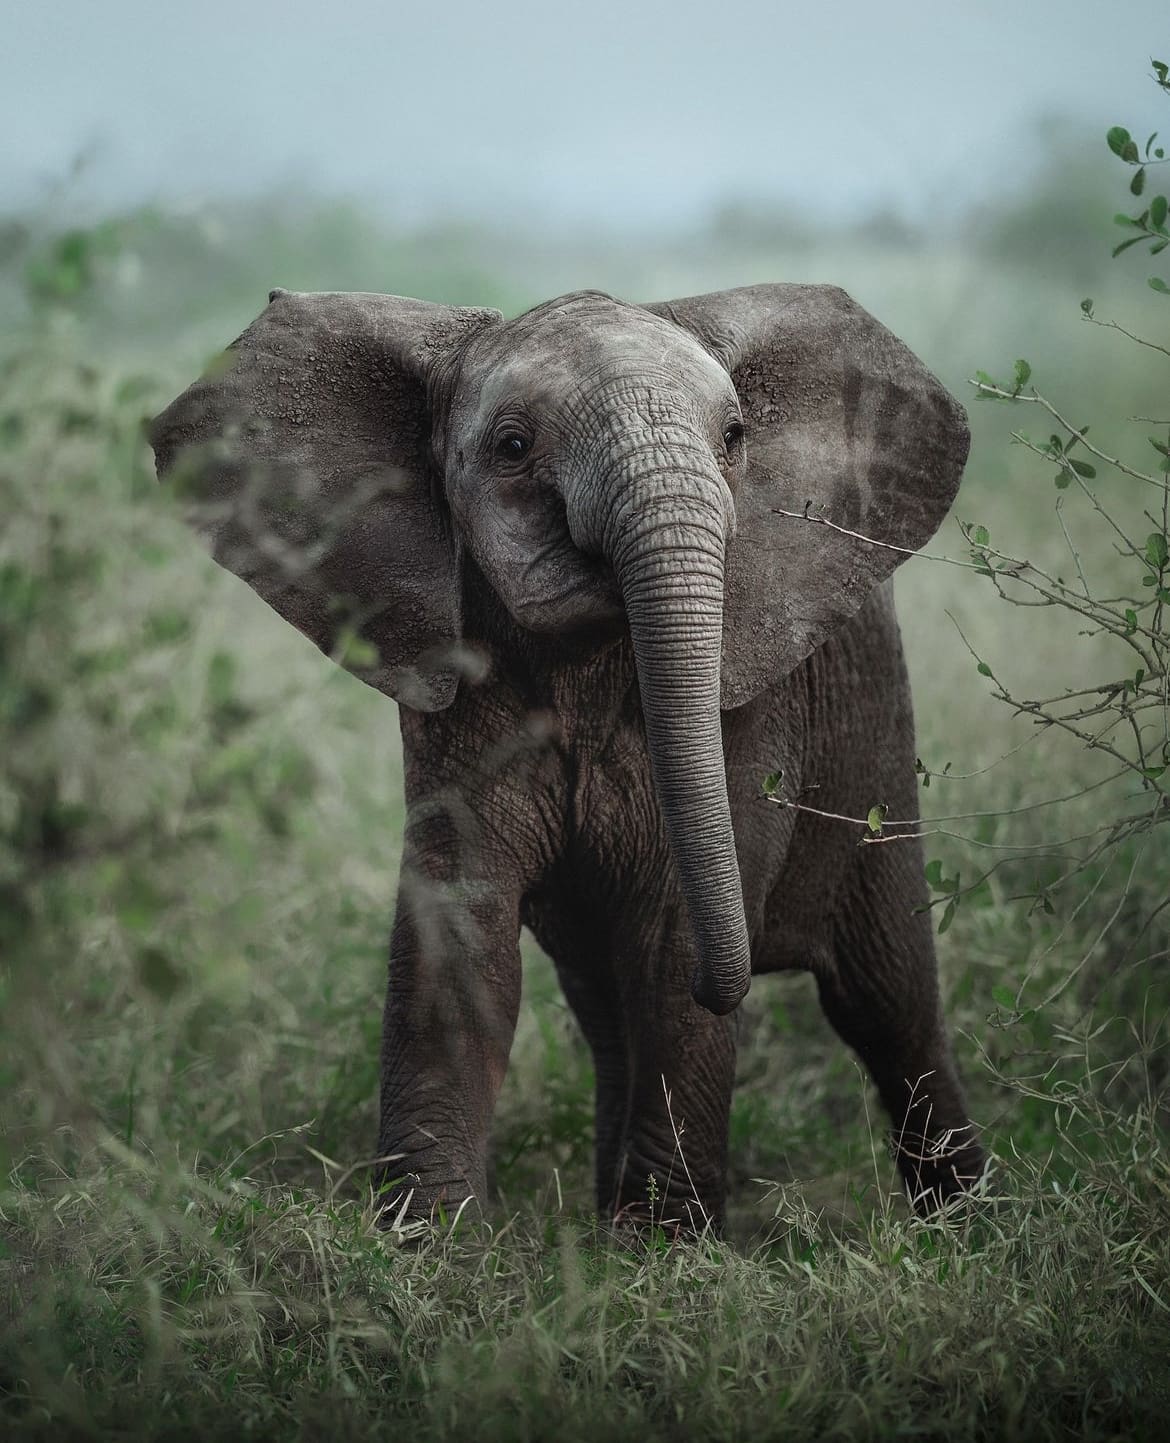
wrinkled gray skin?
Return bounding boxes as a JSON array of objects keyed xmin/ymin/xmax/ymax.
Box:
[{"xmin": 151, "ymin": 284, "xmax": 985, "ymax": 1227}]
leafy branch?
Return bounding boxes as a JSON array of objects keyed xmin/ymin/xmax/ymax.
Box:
[
  {"xmin": 1105, "ymin": 57, "xmax": 1170, "ymax": 289},
  {"xmin": 764, "ymin": 59, "xmax": 1170, "ymax": 993}
]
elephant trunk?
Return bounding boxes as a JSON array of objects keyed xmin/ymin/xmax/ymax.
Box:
[{"xmin": 607, "ymin": 495, "xmax": 752, "ymax": 1016}]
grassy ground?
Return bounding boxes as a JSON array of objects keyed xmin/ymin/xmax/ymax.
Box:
[{"xmin": 1, "ymin": 198, "xmax": 1168, "ymax": 1440}]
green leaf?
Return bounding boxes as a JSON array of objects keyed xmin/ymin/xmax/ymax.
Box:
[
  {"xmin": 1107, "ymin": 126, "xmax": 1132, "ymax": 157},
  {"xmin": 1012, "ymin": 358, "xmax": 1031, "ymax": 390},
  {"xmin": 1131, "ymin": 166, "xmax": 1147, "ymax": 196},
  {"xmin": 762, "ymin": 770, "xmax": 783, "ymax": 797},
  {"xmin": 1151, "ymin": 195, "xmax": 1168, "ymax": 229},
  {"xmin": 866, "ymin": 803, "xmax": 888, "ymax": 835},
  {"xmin": 924, "ymin": 859, "xmax": 944, "ymax": 888},
  {"xmin": 340, "ymin": 635, "xmax": 379, "ymax": 670},
  {"xmin": 1112, "ymin": 235, "xmax": 1146, "ymax": 258},
  {"xmin": 1080, "ymin": 297, "xmax": 1094, "ymax": 315},
  {"xmin": 1149, "ymin": 277, "xmax": 1170, "ymax": 294},
  {"xmin": 1125, "ymin": 607, "xmax": 1138, "ymax": 632},
  {"xmin": 977, "ymin": 661, "xmax": 992, "ymax": 677},
  {"xmin": 937, "ymin": 899, "xmax": 957, "ymax": 936},
  {"xmin": 1146, "ymin": 532, "xmax": 1169, "ymax": 568},
  {"xmin": 991, "ymin": 985, "xmax": 1015, "ymax": 1010},
  {"xmin": 1068, "ymin": 459, "xmax": 1096, "ymax": 478},
  {"xmin": 1152, "ymin": 239, "xmax": 1169, "ymax": 255},
  {"xmin": 972, "ymin": 524, "xmax": 989, "ymax": 546},
  {"xmin": 1142, "ymin": 765, "xmax": 1166, "ymax": 780}
]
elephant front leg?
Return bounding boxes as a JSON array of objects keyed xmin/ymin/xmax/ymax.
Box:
[
  {"xmin": 377, "ymin": 860, "xmax": 522, "ymax": 1222},
  {"xmin": 609, "ymin": 919, "xmax": 738, "ymax": 1233}
]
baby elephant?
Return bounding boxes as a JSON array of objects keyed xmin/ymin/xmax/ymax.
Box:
[{"xmin": 151, "ymin": 283, "xmax": 985, "ymax": 1227}]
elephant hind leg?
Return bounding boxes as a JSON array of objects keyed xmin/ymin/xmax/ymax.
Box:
[
  {"xmin": 526, "ymin": 894, "xmax": 633, "ymax": 1216},
  {"xmin": 550, "ymin": 952, "xmax": 631, "ymax": 1216},
  {"xmin": 817, "ymin": 841, "xmax": 985, "ymax": 1213}
]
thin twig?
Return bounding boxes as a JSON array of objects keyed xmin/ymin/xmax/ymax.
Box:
[
  {"xmin": 971, "ymin": 380, "xmax": 1164, "ymax": 488},
  {"xmin": 767, "ymin": 793, "xmax": 1150, "ymax": 854},
  {"xmin": 769, "ymin": 504, "xmax": 985, "ymax": 568},
  {"xmin": 1055, "ymin": 496, "xmax": 1091, "ymax": 600},
  {"xmin": 947, "ymin": 609, "xmax": 1162, "ymax": 780},
  {"xmin": 767, "ymin": 767, "xmax": 1128, "ymax": 831},
  {"xmin": 1084, "ymin": 313, "xmax": 1170, "ymax": 359}
]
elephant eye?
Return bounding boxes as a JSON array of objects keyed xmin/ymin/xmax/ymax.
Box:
[
  {"xmin": 723, "ymin": 421, "xmax": 745, "ymax": 451},
  {"xmin": 496, "ymin": 432, "xmax": 532, "ymax": 461}
]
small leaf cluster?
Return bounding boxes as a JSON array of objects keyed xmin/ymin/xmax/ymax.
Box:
[
  {"xmin": 923, "ymin": 858, "xmax": 961, "ymax": 935},
  {"xmin": 973, "ymin": 357, "xmax": 1032, "ymax": 399},
  {"xmin": 1107, "ymin": 58, "xmax": 1169, "ymax": 290},
  {"xmin": 913, "ymin": 756, "xmax": 953, "ymax": 790},
  {"xmin": 1040, "ymin": 429, "xmax": 1096, "ymax": 488}
]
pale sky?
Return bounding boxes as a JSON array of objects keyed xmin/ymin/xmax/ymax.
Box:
[{"xmin": 2, "ymin": 1, "xmax": 1166, "ymax": 226}]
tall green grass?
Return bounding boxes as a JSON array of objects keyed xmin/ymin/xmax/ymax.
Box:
[{"xmin": 1, "ymin": 182, "xmax": 1168, "ymax": 1439}]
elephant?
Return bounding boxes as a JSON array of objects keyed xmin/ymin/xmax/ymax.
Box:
[{"xmin": 150, "ymin": 282, "xmax": 985, "ymax": 1230}]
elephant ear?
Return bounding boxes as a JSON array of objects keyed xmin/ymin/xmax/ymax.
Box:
[
  {"xmin": 645, "ymin": 285, "xmax": 970, "ymax": 710},
  {"xmin": 149, "ymin": 289, "xmax": 502, "ymax": 711}
]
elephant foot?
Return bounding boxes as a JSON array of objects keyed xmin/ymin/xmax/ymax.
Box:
[
  {"xmin": 605, "ymin": 1206, "xmax": 724, "ymax": 1252},
  {"xmin": 606, "ymin": 1156, "xmax": 727, "ymax": 1238},
  {"xmin": 894, "ymin": 1126, "xmax": 986, "ymax": 1216},
  {"xmin": 608, "ymin": 1195, "xmax": 722, "ymax": 1240},
  {"xmin": 372, "ymin": 1167, "xmax": 482, "ymax": 1238}
]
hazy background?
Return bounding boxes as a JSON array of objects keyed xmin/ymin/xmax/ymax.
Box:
[{"xmin": 3, "ymin": 0, "xmax": 1166, "ymax": 228}]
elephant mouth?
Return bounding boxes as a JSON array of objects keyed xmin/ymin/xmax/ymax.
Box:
[{"xmin": 501, "ymin": 545, "xmax": 625, "ymax": 636}]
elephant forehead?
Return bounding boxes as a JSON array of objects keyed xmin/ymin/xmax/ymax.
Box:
[{"xmin": 461, "ymin": 304, "xmax": 731, "ymax": 423}]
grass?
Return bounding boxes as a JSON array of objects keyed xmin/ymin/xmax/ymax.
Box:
[
  {"xmin": 1, "ymin": 191, "xmax": 1169, "ymax": 1439},
  {"xmin": 4, "ymin": 1120, "xmax": 1168, "ymax": 1441}
]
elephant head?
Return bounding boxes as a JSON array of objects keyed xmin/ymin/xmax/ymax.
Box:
[{"xmin": 150, "ymin": 284, "xmax": 969, "ymax": 1016}]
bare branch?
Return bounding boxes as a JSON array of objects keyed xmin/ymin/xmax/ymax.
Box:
[
  {"xmin": 769, "ymin": 504, "xmax": 985, "ymax": 569},
  {"xmin": 1084, "ymin": 313, "xmax": 1170, "ymax": 360}
]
